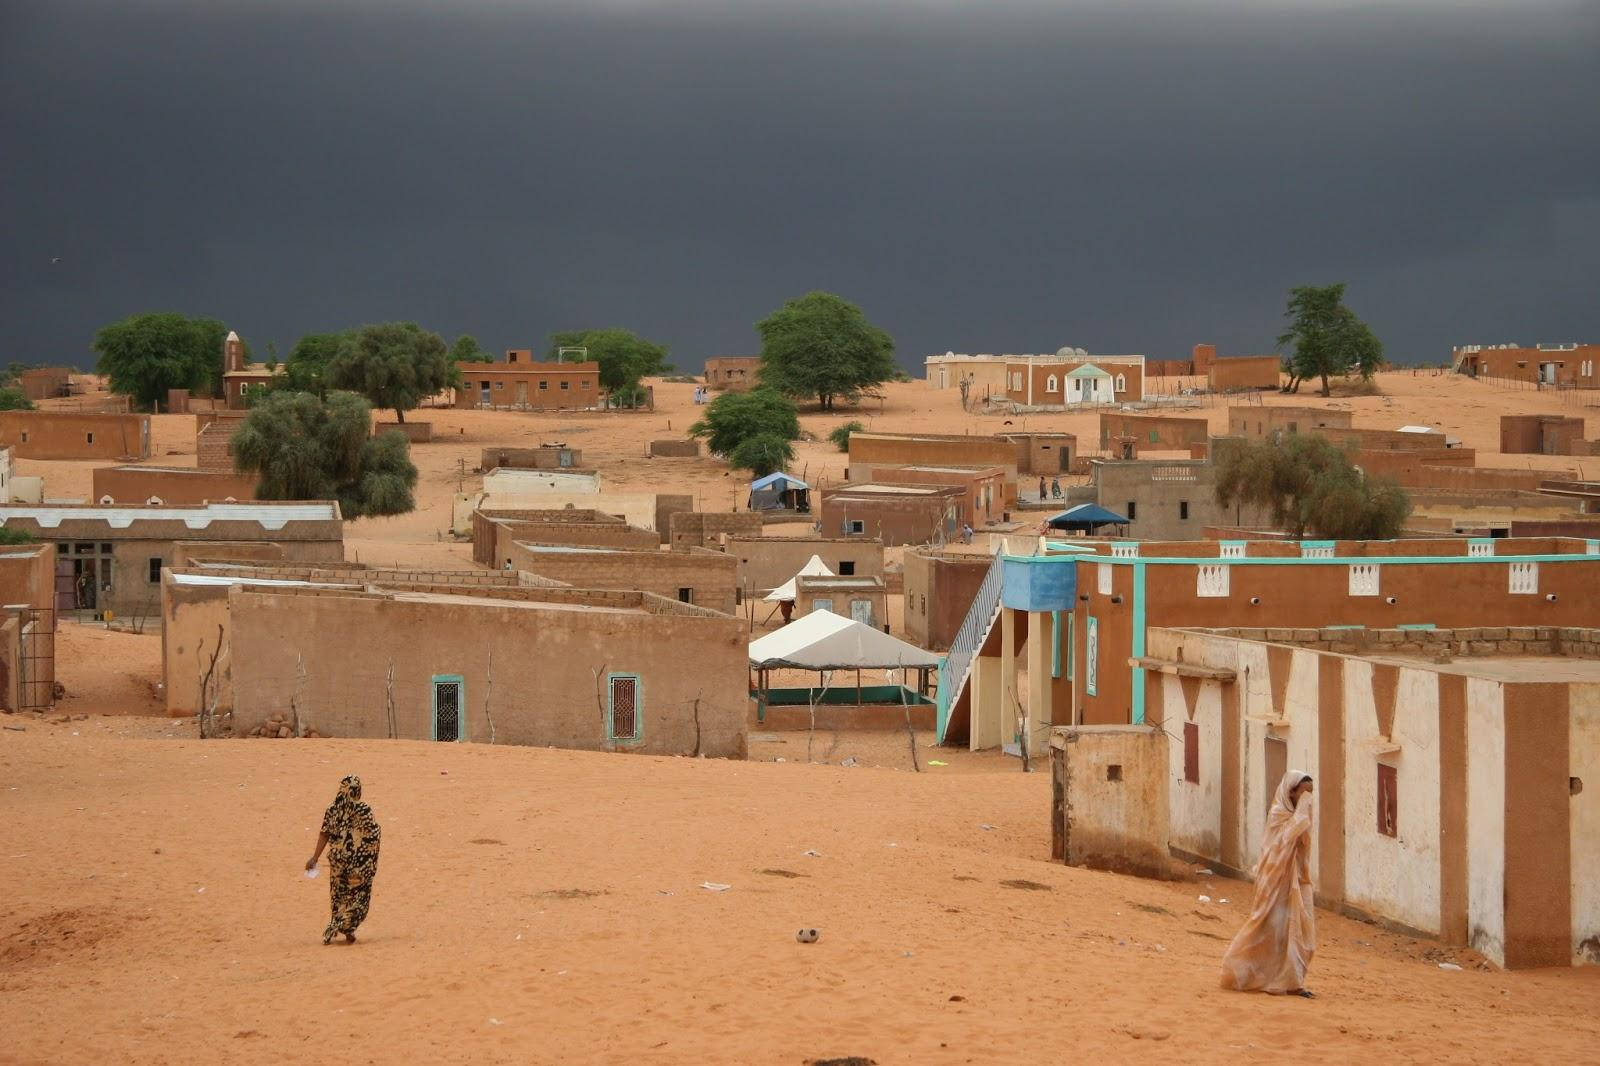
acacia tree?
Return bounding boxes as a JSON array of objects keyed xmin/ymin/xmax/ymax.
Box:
[
  {"xmin": 230, "ymin": 390, "xmax": 418, "ymax": 517},
  {"xmin": 690, "ymin": 387, "xmax": 800, "ymax": 461},
  {"xmin": 450, "ymin": 334, "xmax": 489, "ymax": 363},
  {"xmin": 279, "ymin": 331, "xmax": 353, "ymax": 397},
  {"xmin": 0, "ymin": 388, "xmax": 34, "ymax": 411},
  {"xmin": 1277, "ymin": 283, "xmax": 1385, "ymax": 396},
  {"xmin": 327, "ymin": 322, "xmax": 455, "ymax": 423},
  {"xmin": 547, "ymin": 328, "xmax": 672, "ymax": 407},
  {"xmin": 728, "ymin": 434, "xmax": 796, "ymax": 477},
  {"xmin": 1214, "ymin": 435, "xmax": 1410, "ymax": 539},
  {"xmin": 92, "ymin": 312, "xmax": 228, "ymax": 408},
  {"xmin": 756, "ymin": 291, "xmax": 896, "ymax": 411}
]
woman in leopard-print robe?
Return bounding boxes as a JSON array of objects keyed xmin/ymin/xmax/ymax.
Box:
[{"xmin": 305, "ymin": 775, "xmax": 381, "ymax": 944}]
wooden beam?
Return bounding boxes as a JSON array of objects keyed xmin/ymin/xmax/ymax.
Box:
[{"xmin": 1127, "ymin": 656, "xmax": 1237, "ymax": 682}]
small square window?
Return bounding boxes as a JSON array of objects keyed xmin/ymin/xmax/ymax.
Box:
[
  {"xmin": 148, "ymin": 557, "xmax": 163, "ymax": 583},
  {"xmin": 677, "ymin": 587, "xmax": 693, "ymax": 604},
  {"xmin": 1179, "ymin": 500, "xmax": 1190, "ymax": 520},
  {"xmin": 539, "ymin": 380, "xmax": 549, "ymax": 390},
  {"xmin": 87, "ymin": 432, "xmax": 95, "ymax": 444},
  {"xmin": 581, "ymin": 380, "xmax": 592, "ymax": 389},
  {"xmin": 848, "ymin": 520, "xmax": 865, "ymax": 534},
  {"xmin": 1377, "ymin": 763, "xmax": 1398, "ymax": 837},
  {"xmin": 559, "ymin": 380, "xmax": 570, "ymax": 390},
  {"xmin": 838, "ymin": 561, "xmax": 856, "ymax": 576},
  {"xmin": 493, "ymin": 381, "xmax": 504, "ymax": 390},
  {"xmin": 20, "ymin": 431, "xmax": 27, "ymax": 443},
  {"xmin": 1106, "ymin": 764, "xmax": 1122, "ymax": 782}
]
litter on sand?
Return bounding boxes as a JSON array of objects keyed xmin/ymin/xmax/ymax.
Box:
[
  {"xmin": 700, "ymin": 882, "xmax": 731, "ymax": 892},
  {"xmin": 1438, "ymin": 962, "xmax": 1463, "ymax": 972},
  {"xmin": 1197, "ymin": 895, "xmax": 1211, "ymax": 903},
  {"xmin": 979, "ymin": 824, "xmax": 997, "ymax": 831},
  {"xmin": 803, "ymin": 849, "xmax": 822, "ymax": 857},
  {"xmin": 840, "ymin": 756, "xmax": 859, "ymax": 767},
  {"xmin": 928, "ymin": 760, "xmax": 948, "ymax": 766}
]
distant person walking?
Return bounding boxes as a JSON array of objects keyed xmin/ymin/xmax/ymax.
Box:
[
  {"xmin": 1050, "ymin": 478, "xmax": 1061, "ymax": 499},
  {"xmin": 961, "ymin": 524, "xmax": 973, "ymax": 545},
  {"xmin": 1220, "ymin": 771, "xmax": 1316, "ymax": 996},
  {"xmin": 1038, "ymin": 477, "xmax": 1046, "ymax": 500},
  {"xmin": 306, "ymin": 775, "xmax": 382, "ymax": 945}
]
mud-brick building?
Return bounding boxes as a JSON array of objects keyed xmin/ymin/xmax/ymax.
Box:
[
  {"xmin": 821, "ymin": 484, "xmax": 963, "ymax": 548},
  {"xmin": 903, "ymin": 550, "xmax": 994, "ymax": 651},
  {"xmin": 454, "ymin": 352, "xmax": 602, "ymax": 410},
  {"xmin": 505, "ymin": 541, "xmax": 738, "ymax": 615},
  {"xmin": 848, "ymin": 432, "xmax": 1021, "ymax": 503},
  {"xmin": 853, "ymin": 465, "xmax": 1006, "ymax": 529},
  {"xmin": 0, "ymin": 501, "xmax": 343, "ymax": 617},
  {"xmin": 718, "ymin": 536, "xmax": 885, "ymax": 595},
  {"xmin": 0, "ymin": 412, "xmax": 151, "ymax": 461},
  {"xmin": 0, "ymin": 543, "xmax": 58, "ymax": 711},
  {"xmin": 704, "ymin": 356, "xmax": 761, "ymax": 391},
  {"xmin": 1051, "ymin": 624, "xmax": 1600, "ymax": 969},
  {"xmin": 226, "ymin": 583, "xmax": 749, "ymax": 757},
  {"xmin": 93, "ymin": 465, "xmax": 259, "ymax": 506}
]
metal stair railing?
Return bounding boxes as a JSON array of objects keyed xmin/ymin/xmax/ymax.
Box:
[{"xmin": 936, "ymin": 553, "xmax": 1007, "ymax": 741}]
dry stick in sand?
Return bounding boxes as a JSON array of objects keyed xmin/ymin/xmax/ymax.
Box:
[
  {"xmin": 196, "ymin": 623, "xmax": 225, "ymax": 739},
  {"xmin": 290, "ymin": 653, "xmax": 305, "ymax": 737},
  {"xmin": 690, "ymin": 694, "xmax": 702, "ymax": 758},
  {"xmin": 483, "ymin": 648, "xmax": 496, "ymax": 745},
  {"xmin": 384, "ymin": 662, "xmax": 397, "ymax": 739},
  {"xmin": 1011, "ymin": 688, "xmax": 1031, "ymax": 774},
  {"xmin": 591, "ymin": 662, "xmax": 610, "ymax": 747}
]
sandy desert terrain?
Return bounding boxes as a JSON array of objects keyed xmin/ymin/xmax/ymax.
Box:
[{"xmin": 5, "ymin": 370, "xmax": 1600, "ymax": 1064}]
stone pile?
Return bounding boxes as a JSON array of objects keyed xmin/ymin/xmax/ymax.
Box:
[{"xmin": 247, "ymin": 712, "xmax": 328, "ymax": 739}]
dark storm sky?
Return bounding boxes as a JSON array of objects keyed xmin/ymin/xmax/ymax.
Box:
[{"xmin": 3, "ymin": 0, "xmax": 1597, "ymax": 372}]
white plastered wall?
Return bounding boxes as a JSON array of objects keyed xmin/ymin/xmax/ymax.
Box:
[
  {"xmin": 1342, "ymin": 661, "xmax": 1443, "ymax": 935},
  {"xmin": 1466, "ymin": 677, "xmax": 1507, "ymax": 966},
  {"xmin": 1164, "ymin": 672, "xmax": 1225, "ymax": 860}
]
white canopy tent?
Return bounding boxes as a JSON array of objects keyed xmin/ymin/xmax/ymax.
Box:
[
  {"xmin": 762, "ymin": 553, "xmax": 835, "ymax": 603},
  {"xmin": 748, "ymin": 608, "xmax": 940, "ymax": 672}
]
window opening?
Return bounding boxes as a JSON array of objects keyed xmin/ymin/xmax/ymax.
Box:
[
  {"xmin": 838, "ymin": 561, "xmax": 855, "ymax": 576},
  {"xmin": 677, "ymin": 587, "xmax": 693, "ymax": 604},
  {"xmin": 148, "ymin": 557, "xmax": 162, "ymax": 583},
  {"xmin": 1377, "ymin": 763, "xmax": 1398, "ymax": 837}
]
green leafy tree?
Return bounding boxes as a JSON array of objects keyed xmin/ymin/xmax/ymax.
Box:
[
  {"xmin": 828, "ymin": 420, "xmax": 864, "ymax": 452},
  {"xmin": 450, "ymin": 334, "xmax": 489, "ymax": 363},
  {"xmin": 1214, "ymin": 435, "xmax": 1410, "ymax": 539},
  {"xmin": 91, "ymin": 312, "xmax": 228, "ymax": 409},
  {"xmin": 690, "ymin": 387, "xmax": 800, "ymax": 459},
  {"xmin": 728, "ymin": 433, "xmax": 795, "ymax": 477},
  {"xmin": 756, "ymin": 291, "xmax": 896, "ymax": 411},
  {"xmin": 1277, "ymin": 283, "xmax": 1385, "ymax": 396},
  {"xmin": 280, "ymin": 331, "xmax": 353, "ymax": 397},
  {"xmin": 229, "ymin": 390, "xmax": 417, "ymax": 518},
  {"xmin": 547, "ymin": 328, "xmax": 672, "ymax": 407},
  {"xmin": 0, "ymin": 527, "xmax": 33, "ymax": 545},
  {"xmin": 0, "ymin": 388, "xmax": 35, "ymax": 411},
  {"xmin": 327, "ymin": 322, "xmax": 455, "ymax": 423}
]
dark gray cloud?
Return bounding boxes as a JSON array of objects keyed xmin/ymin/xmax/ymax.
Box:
[{"xmin": 3, "ymin": 0, "xmax": 1596, "ymax": 370}]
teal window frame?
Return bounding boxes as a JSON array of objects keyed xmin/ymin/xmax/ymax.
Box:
[
  {"xmin": 1085, "ymin": 616, "xmax": 1099, "ymax": 697},
  {"xmin": 1051, "ymin": 611, "xmax": 1062, "ymax": 678},
  {"xmin": 430, "ymin": 674, "xmax": 466, "ymax": 742},
  {"xmin": 607, "ymin": 672, "xmax": 644, "ymax": 745}
]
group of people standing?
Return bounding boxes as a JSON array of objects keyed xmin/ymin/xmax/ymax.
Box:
[{"xmin": 300, "ymin": 768, "xmax": 1319, "ymax": 997}]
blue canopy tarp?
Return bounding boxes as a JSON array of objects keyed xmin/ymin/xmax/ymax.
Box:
[
  {"xmin": 1045, "ymin": 503, "xmax": 1129, "ymax": 531},
  {"xmin": 749, "ymin": 472, "xmax": 811, "ymax": 511}
]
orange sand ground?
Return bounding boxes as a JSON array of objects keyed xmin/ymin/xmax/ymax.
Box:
[{"xmin": 6, "ymin": 371, "xmax": 1600, "ymax": 1063}]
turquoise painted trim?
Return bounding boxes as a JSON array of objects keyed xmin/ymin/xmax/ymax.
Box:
[
  {"xmin": 1131, "ymin": 560, "xmax": 1147, "ymax": 725},
  {"xmin": 1066, "ymin": 614, "xmax": 1075, "ymax": 679},
  {"xmin": 935, "ymin": 655, "xmax": 950, "ymax": 741},
  {"xmin": 606, "ymin": 672, "xmax": 645, "ymax": 746},
  {"xmin": 430, "ymin": 674, "xmax": 465, "ymax": 742},
  {"xmin": 1325, "ymin": 624, "xmax": 1365, "ymax": 630},
  {"xmin": 1300, "ymin": 540, "xmax": 1335, "ymax": 550},
  {"xmin": 1396, "ymin": 623, "xmax": 1437, "ymax": 630},
  {"xmin": 1010, "ymin": 550, "xmax": 1598, "ymax": 568},
  {"xmin": 1051, "ymin": 611, "xmax": 1062, "ymax": 679},
  {"xmin": 1086, "ymin": 616, "xmax": 1099, "ymax": 696}
]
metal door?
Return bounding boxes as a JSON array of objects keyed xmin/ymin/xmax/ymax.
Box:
[
  {"xmin": 849, "ymin": 599, "xmax": 874, "ymax": 626},
  {"xmin": 432, "ymin": 677, "xmax": 462, "ymax": 741}
]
